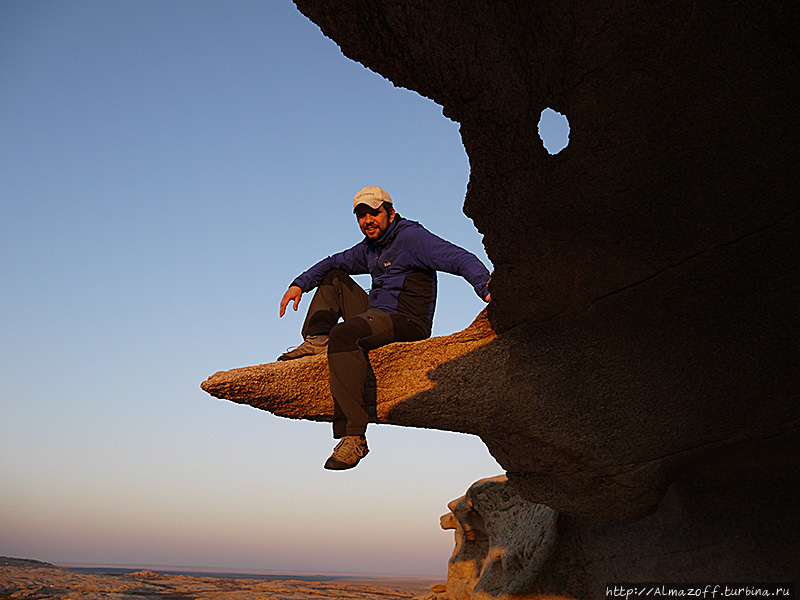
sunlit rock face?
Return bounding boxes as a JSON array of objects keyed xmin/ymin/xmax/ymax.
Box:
[
  {"xmin": 202, "ymin": 311, "xmax": 499, "ymax": 431},
  {"xmin": 203, "ymin": 0, "xmax": 799, "ymax": 589}
]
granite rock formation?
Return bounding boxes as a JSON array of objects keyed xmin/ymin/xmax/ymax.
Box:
[
  {"xmin": 202, "ymin": 0, "xmax": 799, "ymax": 591},
  {"xmin": 439, "ymin": 474, "xmax": 800, "ymax": 599},
  {"xmin": 439, "ymin": 476, "xmax": 559, "ymax": 600},
  {"xmin": 203, "ymin": 310, "xmax": 498, "ymax": 431}
]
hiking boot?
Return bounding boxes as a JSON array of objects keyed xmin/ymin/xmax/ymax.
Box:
[
  {"xmin": 324, "ymin": 435, "xmax": 369, "ymax": 470},
  {"xmin": 277, "ymin": 334, "xmax": 328, "ymax": 361}
]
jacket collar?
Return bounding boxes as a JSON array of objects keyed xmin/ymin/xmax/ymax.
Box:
[{"xmin": 366, "ymin": 214, "xmax": 402, "ymax": 248}]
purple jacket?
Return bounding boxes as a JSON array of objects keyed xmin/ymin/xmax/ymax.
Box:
[{"xmin": 291, "ymin": 216, "xmax": 490, "ymax": 328}]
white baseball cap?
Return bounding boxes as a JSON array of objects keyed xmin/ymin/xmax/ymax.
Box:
[{"xmin": 353, "ymin": 186, "xmax": 393, "ymax": 211}]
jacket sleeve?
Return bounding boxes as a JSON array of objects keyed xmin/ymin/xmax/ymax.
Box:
[
  {"xmin": 410, "ymin": 227, "xmax": 491, "ymax": 301},
  {"xmin": 289, "ymin": 242, "xmax": 369, "ymax": 293}
]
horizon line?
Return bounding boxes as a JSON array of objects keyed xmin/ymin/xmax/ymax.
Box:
[{"xmin": 56, "ymin": 561, "xmax": 444, "ymax": 580}]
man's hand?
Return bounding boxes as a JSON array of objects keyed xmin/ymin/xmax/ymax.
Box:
[{"xmin": 280, "ymin": 285, "xmax": 303, "ymax": 317}]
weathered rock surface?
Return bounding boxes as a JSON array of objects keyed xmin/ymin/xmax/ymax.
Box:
[
  {"xmin": 440, "ymin": 476, "xmax": 559, "ymax": 600},
  {"xmin": 440, "ymin": 473, "xmax": 800, "ymax": 599},
  {"xmin": 203, "ymin": 311, "xmax": 498, "ymax": 430},
  {"xmin": 203, "ymin": 0, "xmax": 799, "ymax": 591}
]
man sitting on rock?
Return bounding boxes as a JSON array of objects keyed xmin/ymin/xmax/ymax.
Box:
[{"xmin": 278, "ymin": 186, "xmax": 492, "ymax": 470}]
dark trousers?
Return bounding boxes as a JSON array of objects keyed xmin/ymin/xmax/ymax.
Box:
[{"xmin": 302, "ymin": 270, "xmax": 429, "ymax": 438}]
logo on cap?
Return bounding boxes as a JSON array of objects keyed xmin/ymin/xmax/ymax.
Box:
[{"xmin": 353, "ymin": 186, "xmax": 393, "ymax": 211}]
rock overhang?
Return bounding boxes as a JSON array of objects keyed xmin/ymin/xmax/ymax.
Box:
[{"xmin": 203, "ymin": 0, "xmax": 799, "ymax": 526}]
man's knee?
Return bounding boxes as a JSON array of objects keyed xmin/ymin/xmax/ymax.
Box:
[
  {"xmin": 322, "ymin": 269, "xmax": 347, "ymax": 283},
  {"xmin": 329, "ymin": 317, "xmax": 372, "ymax": 354},
  {"xmin": 322, "ymin": 269, "xmax": 359, "ymax": 291}
]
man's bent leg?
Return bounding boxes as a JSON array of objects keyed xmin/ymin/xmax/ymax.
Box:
[
  {"xmin": 327, "ymin": 309, "xmax": 395, "ymax": 438},
  {"xmin": 302, "ymin": 270, "xmax": 369, "ymax": 338},
  {"xmin": 324, "ymin": 309, "xmax": 427, "ymax": 470},
  {"xmin": 279, "ymin": 270, "xmax": 368, "ymax": 361}
]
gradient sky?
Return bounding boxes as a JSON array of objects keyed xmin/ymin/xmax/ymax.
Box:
[{"xmin": 1, "ymin": 1, "xmax": 568, "ymax": 577}]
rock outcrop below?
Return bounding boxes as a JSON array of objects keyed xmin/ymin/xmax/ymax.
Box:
[
  {"xmin": 440, "ymin": 476, "xmax": 558, "ymax": 600},
  {"xmin": 440, "ymin": 474, "xmax": 799, "ymax": 599},
  {"xmin": 202, "ymin": 0, "xmax": 799, "ymax": 589}
]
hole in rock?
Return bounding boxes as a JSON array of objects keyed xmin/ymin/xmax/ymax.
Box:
[{"xmin": 538, "ymin": 107, "xmax": 570, "ymax": 154}]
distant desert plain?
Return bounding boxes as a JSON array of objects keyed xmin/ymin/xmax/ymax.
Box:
[{"xmin": 0, "ymin": 557, "xmax": 442, "ymax": 600}]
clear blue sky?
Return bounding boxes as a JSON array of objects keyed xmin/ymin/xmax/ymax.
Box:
[{"xmin": 1, "ymin": 1, "xmax": 567, "ymax": 577}]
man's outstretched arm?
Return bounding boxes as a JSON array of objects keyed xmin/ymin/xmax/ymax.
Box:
[{"xmin": 410, "ymin": 228, "xmax": 492, "ymax": 302}]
